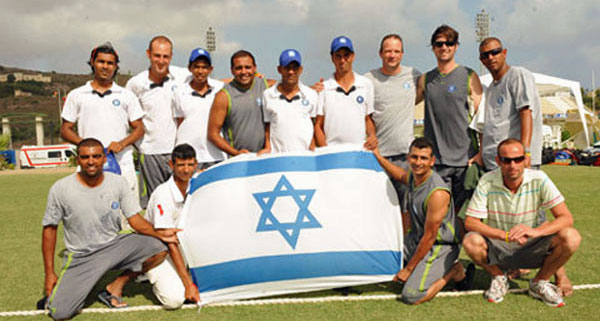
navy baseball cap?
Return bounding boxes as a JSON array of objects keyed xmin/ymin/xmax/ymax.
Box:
[
  {"xmin": 189, "ymin": 48, "xmax": 212, "ymax": 65},
  {"xmin": 279, "ymin": 49, "xmax": 301, "ymax": 67},
  {"xmin": 330, "ymin": 36, "xmax": 354, "ymax": 54}
]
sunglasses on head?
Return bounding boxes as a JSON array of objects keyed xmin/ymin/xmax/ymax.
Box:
[
  {"xmin": 480, "ymin": 47, "xmax": 503, "ymax": 60},
  {"xmin": 433, "ymin": 41, "xmax": 456, "ymax": 48},
  {"xmin": 498, "ymin": 155, "xmax": 525, "ymax": 164}
]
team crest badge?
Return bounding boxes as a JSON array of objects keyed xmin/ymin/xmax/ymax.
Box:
[
  {"xmin": 301, "ymin": 99, "xmax": 310, "ymax": 106},
  {"xmin": 356, "ymin": 95, "xmax": 364, "ymax": 104},
  {"xmin": 112, "ymin": 99, "xmax": 121, "ymax": 107},
  {"xmin": 403, "ymin": 82, "xmax": 411, "ymax": 89},
  {"xmin": 171, "ymin": 84, "xmax": 178, "ymax": 91},
  {"xmin": 447, "ymin": 85, "xmax": 456, "ymax": 93},
  {"xmin": 497, "ymin": 96, "xmax": 504, "ymax": 105},
  {"xmin": 256, "ymin": 97, "xmax": 262, "ymax": 107},
  {"xmin": 111, "ymin": 201, "xmax": 119, "ymax": 210}
]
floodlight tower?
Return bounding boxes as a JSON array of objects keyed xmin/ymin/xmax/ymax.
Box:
[
  {"xmin": 206, "ymin": 27, "xmax": 216, "ymax": 53},
  {"xmin": 475, "ymin": 9, "xmax": 490, "ymax": 75}
]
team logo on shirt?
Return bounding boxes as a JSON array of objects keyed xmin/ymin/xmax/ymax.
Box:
[
  {"xmin": 497, "ymin": 96, "xmax": 504, "ymax": 105},
  {"xmin": 112, "ymin": 99, "xmax": 121, "ymax": 107},
  {"xmin": 157, "ymin": 204, "xmax": 164, "ymax": 216},
  {"xmin": 403, "ymin": 82, "xmax": 411, "ymax": 89},
  {"xmin": 111, "ymin": 201, "xmax": 119, "ymax": 210},
  {"xmin": 356, "ymin": 95, "xmax": 364, "ymax": 104},
  {"xmin": 447, "ymin": 85, "xmax": 456, "ymax": 93},
  {"xmin": 256, "ymin": 97, "xmax": 262, "ymax": 107},
  {"xmin": 301, "ymin": 99, "xmax": 310, "ymax": 106}
]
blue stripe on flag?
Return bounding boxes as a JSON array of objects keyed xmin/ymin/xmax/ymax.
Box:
[
  {"xmin": 190, "ymin": 250, "xmax": 402, "ymax": 292},
  {"xmin": 190, "ymin": 151, "xmax": 383, "ymax": 194}
]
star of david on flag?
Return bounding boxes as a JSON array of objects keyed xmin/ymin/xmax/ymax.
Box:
[{"xmin": 253, "ymin": 175, "xmax": 321, "ymax": 249}]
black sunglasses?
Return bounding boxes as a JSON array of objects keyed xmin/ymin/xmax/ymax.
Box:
[
  {"xmin": 498, "ymin": 155, "xmax": 525, "ymax": 164},
  {"xmin": 480, "ymin": 47, "xmax": 503, "ymax": 60},
  {"xmin": 433, "ymin": 41, "xmax": 456, "ymax": 48}
]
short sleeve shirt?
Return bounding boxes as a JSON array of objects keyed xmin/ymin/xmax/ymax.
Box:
[
  {"xmin": 317, "ymin": 72, "xmax": 374, "ymax": 146},
  {"xmin": 146, "ymin": 176, "xmax": 186, "ymax": 229},
  {"xmin": 262, "ymin": 83, "xmax": 318, "ymax": 152},
  {"xmin": 61, "ymin": 81, "xmax": 144, "ymax": 159},
  {"xmin": 364, "ymin": 66, "xmax": 421, "ymax": 156},
  {"xmin": 481, "ymin": 66, "xmax": 543, "ymax": 170},
  {"xmin": 466, "ymin": 168, "xmax": 564, "ymax": 231},
  {"xmin": 173, "ymin": 78, "xmax": 226, "ymax": 162},
  {"xmin": 126, "ymin": 69, "xmax": 185, "ymax": 154},
  {"xmin": 42, "ymin": 173, "xmax": 141, "ymax": 254}
]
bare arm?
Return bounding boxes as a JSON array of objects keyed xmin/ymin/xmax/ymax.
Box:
[
  {"xmin": 127, "ymin": 214, "xmax": 180, "ymax": 244},
  {"xmin": 508, "ymin": 202, "xmax": 574, "ymax": 243},
  {"xmin": 60, "ymin": 120, "xmax": 82, "ymax": 145},
  {"xmin": 167, "ymin": 242, "xmax": 200, "ymax": 302},
  {"xmin": 257, "ymin": 123, "xmax": 271, "ymax": 155},
  {"xmin": 415, "ymin": 74, "xmax": 425, "ymax": 105},
  {"xmin": 464, "ymin": 216, "xmax": 506, "ymax": 240},
  {"xmin": 364, "ymin": 114, "xmax": 378, "ymax": 150},
  {"xmin": 519, "ymin": 107, "xmax": 533, "ymax": 167},
  {"xmin": 469, "ymin": 72, "xmax": 483, "ymax": 115},
  {"xmin": 396, "ymin": 190, "xmax": 450, "ymax": 281},
  {"xmin": 371, "ymin": 148, "xmax": 408, "ymax": 184},
  {"xmin": 207, "ymin": 91, "xmax": 247, "ymax": 156},
  {"xmin": 314, "ymin": 115, "xmax": 327, "ymax": 147},
  {"xmin": 107, "ymin": 119, "xmax": 144, "ymax": 154},
  {"xmin": 42, "ymin": 225, "xmax": 58, "ymax": 296}
]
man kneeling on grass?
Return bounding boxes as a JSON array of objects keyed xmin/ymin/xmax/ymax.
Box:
[
  {"xmin": 463, "ymin": 138, "xmax": 581, "ymax": 307},
  {"xmin": 41, "ymin": 138, "xmax": 180, "ymax": 320},
  {"xmin": 372, "ymin": 137, "xmax": 473, "ymax": 304}
]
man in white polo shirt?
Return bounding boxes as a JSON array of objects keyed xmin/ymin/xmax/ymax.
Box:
[
  {"xmin": 144, "ymin": 144, "xmax": 200, "ymax": 309},
  {"xmin": 314, "ymin": 36, "xmax": 377, "ymax": 149},
  {"xmin": 173, "ymin": 48, "xmax": 225, "ymax": 169},
  {"xmin": 61, "ymin": 42, "xmax": 144, "ymax": 198},
  {"xmin": 126, "ymin": 35, "xmax": 187, "ymax": 208},
  {"xmin": 261, "ymin": 49, "xmax": 318, "ymax": 153}
]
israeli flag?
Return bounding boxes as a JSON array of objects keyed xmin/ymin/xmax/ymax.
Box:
[{"xmin": 178, "ymin": 146, "xmax": 403, "ymax": 303}]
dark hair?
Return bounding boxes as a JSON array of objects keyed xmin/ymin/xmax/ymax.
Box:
[
  {"xmin": 230, "ymin": 50, "xmax": 256, "ymax": 68},
  {"xmin": 379, "ymin": 34, "xmax": 404, "ymax": 53},
  {"xmin": 430, "ymin": 25, "xmax": 459, "ymax": 46},
  {"xmin": 77, "ymin": 138, "xmax": 104, "ymax": 155},
  {"xmin": 88, "ymin": 42, "xmax": 120, "ymax": 78},
  {"xmin": 409, "ymin": 137, "xmax": 434, "ymax": 156},
  {"xmin": 479, "ymin": 36, "xmax": 503, "ymax": 49},
  {"xmin": 497, "ymin": 138, "xmax": 523, "ymax": 156},
  {"xmin": 148, "ymin": 35, "xmax": 173, "ymax": 52},
  {"xmin": 171, "ymin": 144, "xmax": 196, "ymax": 162}
]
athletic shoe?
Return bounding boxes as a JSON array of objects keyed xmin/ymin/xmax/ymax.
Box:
[
  {"xmin": 484, "ymin": 274, "xmax": 509, "ymax": 303},
  {"xmin": 529, "ymin": 279, "xmax": 565, "ymax": 307}
]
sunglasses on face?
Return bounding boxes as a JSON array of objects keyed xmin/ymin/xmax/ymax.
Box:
[
  {"xmin": 433, "ymin": 41, "xmax": 456, "ymax": 48},
  {"xmin": 498, "ymin": 155, "xmax": 525, "ymax": 164},
  {"xmin": 480, "ymin": 47, "xmax": 503, "ymax": 60}
]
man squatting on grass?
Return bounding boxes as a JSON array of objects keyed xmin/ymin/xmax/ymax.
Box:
[
  {"xmin": 42, "ymin": 138, "xmax": 180, "ymax": 320},
  {"xmin": 463, "ymin": 138, "xmax": 580, "ymax": 307},
  {"xmin": 371, "ymin": 137, "xmax": 472, "ymax": 304}
]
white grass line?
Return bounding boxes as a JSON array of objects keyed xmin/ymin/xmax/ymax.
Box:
[{"xmin": 2, "ymin": 284, "xmax": 599, "ymax": 317}]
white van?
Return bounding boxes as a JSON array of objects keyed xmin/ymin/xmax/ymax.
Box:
[{"xmin": 19, "ymin": 144, "xmax": 76, "ymax": 169}]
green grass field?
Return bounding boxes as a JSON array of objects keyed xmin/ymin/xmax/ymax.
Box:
[{"xmin": 1, "ymin": 166, "xmax": 599, "ymax": 320}]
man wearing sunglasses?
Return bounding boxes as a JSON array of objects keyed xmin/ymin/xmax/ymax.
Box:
[
  {"xmin": 470, "ymin": 37, "xmax": 543, "ymax": 172},
  {"xmin": 463, "ymin": 138, "xmax": 580, "ymax": 307},
  {"xmin": 416, "ymin": 25, "xmax": 483, "ymax": 213}
]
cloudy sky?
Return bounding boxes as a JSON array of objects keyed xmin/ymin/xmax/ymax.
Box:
[{"xmin": 1, "ymin": 0, "xmax": 598, "ymax": 88}]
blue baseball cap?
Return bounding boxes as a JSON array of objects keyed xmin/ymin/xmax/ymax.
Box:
[
  {"xmin": 330, "ymin": 36, "xmax": 354, "ymax": 54},
  {"xmin": 189, "ymin": 48, "xmax": 212, "ymax": 65},
  {"xmin": 279, "ymin": 49, "xmax": 301, "ymax": 67}
]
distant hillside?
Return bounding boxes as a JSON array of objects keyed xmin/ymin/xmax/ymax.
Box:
[{"xmin": 0, "ymin": 65, "xmax": 132, "ymax": 147}]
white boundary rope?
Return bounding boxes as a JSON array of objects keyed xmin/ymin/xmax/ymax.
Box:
[{"xmin": 2, "ymin": 284, "xmax": 599, "ymax": 317}]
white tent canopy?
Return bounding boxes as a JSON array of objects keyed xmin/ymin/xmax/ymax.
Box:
[{"xmin": 479, "ymin": 72, "xmax": 592, "ymax": 147}]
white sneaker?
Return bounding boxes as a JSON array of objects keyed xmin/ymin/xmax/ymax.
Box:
[
  {"xmin": 484, "ymin": 275, "xmax": 509, "ymax": 303},
  {"xmin": 529, "ymin": 279, "xmax": 565, "ymax": 307}
]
